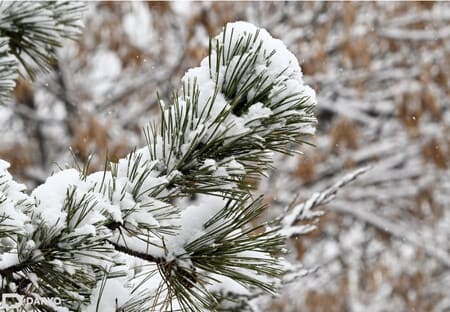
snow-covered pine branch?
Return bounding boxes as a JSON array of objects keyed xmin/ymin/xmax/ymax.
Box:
[
  {"xmin": 0, "ymin": 36, "xmax": 17, "ymax": 101},
  {"xmin": 281, "ymin": 166, "xmax": 371, "ymax": 237},
  {"xmin": 0, "ymin": 21, "xmax": 316, "ymax": 311},
  {"xmin": 0, "ymin": 1, "xmax": 84, "ymax": 103}
]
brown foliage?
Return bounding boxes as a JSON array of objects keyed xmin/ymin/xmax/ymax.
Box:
[
  {"xmin": 0, "ymin": 144, "xmax": 32, "ymax": 176},
  {"xmin": 147, "ymin": 1, "xmax": 172, "ymax": 14},
  {"xmin": 343, "ymin": 39, "xmax": 372, "ymax": 70},
  {"xmin": 414, "ymin": 187, "xmax": 443, "ymax": 221},
  {"xmin": 398, "ymin": 92, "xmax": 422, "ymax": 134},
  {"xmin": 71, "ymin": 115, "xmax": 129, "ymax": 173},
  {"xmin": 305, "ymin": 277, "xmax": 348, "ymax": 312},
  {"xmin": 14, "ymin": 78, "xmax": 34, "ymax": 106},
  {"xmin": 296, "ymin": 154, "xmax": 318, "ymax": 184},
  {"xmin": 330, "ymin": 118, "xmax": 359, "ymax": 152},
  {"xmin": 422, "ymin": 137, "xmax": 448, "ymax": 169}
]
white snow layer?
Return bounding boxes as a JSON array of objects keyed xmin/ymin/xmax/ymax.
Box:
[{"xmin": 0, "ymin": 21, "xmax": 317, "ymax": 310}]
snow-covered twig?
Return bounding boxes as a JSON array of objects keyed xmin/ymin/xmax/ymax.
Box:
[
  {"xmin": 380, "ymin": 26, "xmax": 450, "ymax": 41},
  {"xmin": 281, "ymin": 166, "xmax": 371, "ymax": 236}
]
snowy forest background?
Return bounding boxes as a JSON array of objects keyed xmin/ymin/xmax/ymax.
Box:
[{"xmin": 1, "ymin": 1, "xmax": 450, "ymax": 311}]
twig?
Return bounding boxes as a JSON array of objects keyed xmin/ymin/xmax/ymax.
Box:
[
  {"xmin": 0, "ymin": 260, "xmax": 33, "ymax": 276},
  {"xmin": 108, "ymin": 240, "xmax": 162, "ymax": 264},
  {"xmin": 281, "ymin": 166, "xmax": 371, "ymax": 236}
]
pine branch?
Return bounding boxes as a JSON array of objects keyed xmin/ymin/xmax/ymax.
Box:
[
  {"xmin": 281, "ymin": 166, "xmax": 371, "ymax": 237},
  {"xmin": 0, "ymin": 259, "xmax": 32, "ymax": 276},
  {"xmin": 0, "ymin": 1, "xmax": 85, "ymax": 103},
  {"xmin": 0, "ymin": 21, "xmax": 318, "ymax": 311},
  {"xmin": 201, "ymin": 167, "xmax": 370, "ymax": 311},
  {"xmin": 108, "ymin": 240, "xmax": 162, "ymax": 264},
  {"xmin": 140, "ymin": 22, "xmax": 316, "ymax": 203},
  {"xmin": 0, "ymin": 36, "xmax": 17, "ymax": 101}
]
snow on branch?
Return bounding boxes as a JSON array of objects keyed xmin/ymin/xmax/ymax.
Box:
[
  {"xmin": 0, "ymin": 1, "xmax": 85, "ymax": 103},
  {"xmin": 0, "ymin": 37, "xmax": 17, "ymax": 101},
  {"xmin": 281, "ymin": 166, "xmax": 371, "ymax": 237},
  {"xmin": 0, "ymin": 21, "xmax": 318, "ymax": 311}
]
